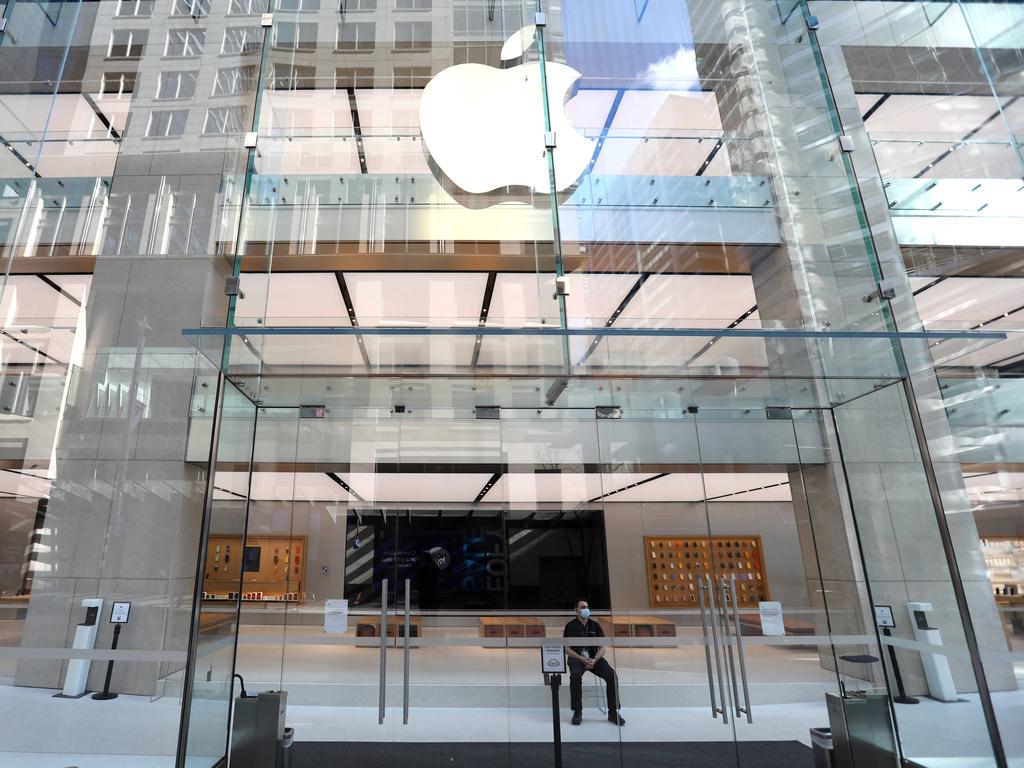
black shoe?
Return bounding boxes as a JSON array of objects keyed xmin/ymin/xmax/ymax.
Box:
[
  {"xmin": 608, "ymin": 712, "xmax": 625, "ymax": 725},
  {"xmin": 571, "ymin": 711, "xmax": 582, "ymax": 725}
]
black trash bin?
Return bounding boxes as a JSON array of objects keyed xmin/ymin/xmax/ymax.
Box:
[
  {"xmin": 277, "ymin": 726, "xmax": 294, "ymax": 768},
  {"xmin": 810, "ymin": 726, "xmax": 834, "ymax": 768}
]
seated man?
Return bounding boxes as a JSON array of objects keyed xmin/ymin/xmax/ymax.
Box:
[{"xmin": 562, "ymin": 599, "xmax": 625, "ymax": 726}]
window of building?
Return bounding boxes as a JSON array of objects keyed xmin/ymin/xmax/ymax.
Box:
[
  {"xmin": 339, "ymin": 0, "xmax": 376, "ymax": 10},
  {"xmin": 271, "ymin": 63, "xmax": 316, "ymax": 90},
  {"xmin": 170, "ymin": 0, "xmax": 211, "ymax": 17},
  {"xmin": 392, "ymin": 65, "xmax": 430, "ymax": 88},
  {"xmin": 278, "ymin": 0, "xmax": 320, "ymax": 11},
  {"xmin": 273, "ymin": 21, "xmax": 317, "ymax": 50},
  {"xmin": 108, "ymin": 29, "xmax": 147, "ymax": 58},
  {"xmin": 228, "ymin": 0, "xmax": 261, "ymax": 14},
  {"xmin": 204, "ymin": 106, "xmax": 248, "ymax": 135},
  {"xmin": 335, "ymin": 66, "xmax": 374, "ymax": 89},
  {"xmin": 115, "ymin": 0, "xmax": 154, "ymax": 17},
  {"xmin": 156, "ymin": 70, "xmax": 198, "ymax": 100},
  {"xmin": 146, "ymin": 109, "xmax": 188, "ymax": 137},
  {"xmin": 165, "ymin": 28, "xmax": 206, "ymax": 56},
  {"xmin": 336, "ymin": 20, "xmax": 374, "ymax": 51},
  {"xmin": 212, "ymin": 65, "xmax": 259, "ymax": 96},
  {"xmin": 101, "ymin": 71, "xmax": 137, "ymax": 95},
  {"xmin": 222, "ymin": 26, "xmax": 262, "ymax": 54},
  {"xmin": 394, "ymin": 20, "xmax": 430, "ymax": 51},
  {"xmin": 396, "ymin": 0, "xmax": 430, "ymax": 9}
]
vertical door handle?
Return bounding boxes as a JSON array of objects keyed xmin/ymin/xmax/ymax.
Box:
[
  {"xmin": 729, "ymin": 575, "xmax": 753, "ymax": 723},
  {"xmin": 704, "ymin": 575, "xmax": 729, "ymax": 724},
  {"xmin": 402, "ymin": 578, "xmax": 411, "ymax": 725},
  {"xmin": 717, "ymin": 577, "xmax": 742, "ymax": 720},
  {"xmin": 697, "ymin": 576, "xmax": 720, "ymax": 719},
  {"xmin": 378, "ymin": 577, "xmax": 388, "ymax": 725}
]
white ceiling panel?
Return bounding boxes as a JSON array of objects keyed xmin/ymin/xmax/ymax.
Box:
[
  {"xmin": 0, "ymin": 469, "xmax": 51, "ymax": 499},
  {"xmin": 348, "ymin": 272, "xmax": 486, "ymax": 326},
  {"xmin": 1, "ymin": 275, "xmax": 84, "ymax": 327},
  {"xmin": 362, "ymin": 135, "xmax": 431, "ymax": 175},
  {"xmin": 346, "ymin": 472, "xmax": 492, "ymax": 503},
  {"xmin": 215, "ymin": 471, "xmax": 354, "ymax": 502},
  {"xmin": 482, "ymin": 472, "xmax": 604, "ymax": 504},
  {"xmin": 238, "ymin": 272, "xmax": 352, "ymax": 327},
  {"xmin": 355, "ymin": 89, "xmax": 422, "ymax": 135},
  {"xmin": 260, "ymin": 90, "xmax": 354, "ymax": 135},
  {"xmin": 914, "ymin": 277, "xmax": 1024, "ymax": 325},
  {"xmin": 610, "ymin": 91, "xmax": 724, "ymax": 133},
  {"xmin": 252, "ymin": 136, "xmax": 361, "ymax": 175},
  {"xmin": 617, "ymin": 274, "xmax": 756, "ymax": 327},
  {"xmin": 49, "ymin": 274, "xmax": 92, "ymax": 305},
  {"xmin": 565, "ymin": 89, "xmax": 619, "ymax": 136}
]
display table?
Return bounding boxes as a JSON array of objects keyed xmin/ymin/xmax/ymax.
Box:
[
  {"xmin": 355, "ymin": 616, "xmax": 423, "ymax": 638},
  {"xmin": 478, "ymin": 616, "xmax": 546, "ymax": 638},
  {"xmin": 597, "ymin": 615, "xmax": 677, "ymax": 640}
]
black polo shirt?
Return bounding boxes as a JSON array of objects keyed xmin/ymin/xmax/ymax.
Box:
[{"xmin": 563, "ymin": 617, "xmax": 604, "ymax": 658}]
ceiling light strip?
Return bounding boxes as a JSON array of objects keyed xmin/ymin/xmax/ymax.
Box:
[
  {"xmin": 471, "ymin": 271, "xmax": 497, "ymax": 368},
  {"xmin": 327, "ymin": 471, "xmax": 365, "ymax": 502},
  {"xmin": 36, "ymin": 274, "xmax": 82, "ymax": 307},
  {"xmin": 334, "ymin": 272, "xmax": 371, "ymax": 367},
  {"xmin": 586, "ymin": 471, "xmax": 669, "ymax": 503},
  {"xmin": 575, "ymin": 272, "xmax": 649, "ymax": 366}
]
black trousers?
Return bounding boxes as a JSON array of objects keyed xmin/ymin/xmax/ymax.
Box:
[{"xmin": 568, "ymin": 657, "xmax": 619, "ymax": 713}]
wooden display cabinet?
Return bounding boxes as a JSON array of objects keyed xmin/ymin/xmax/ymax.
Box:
[
  {"xmin": 203, "ymin": 534, "xmax": 306, "ymax": 603},
  {"xmin": 645, "ymin": 535, "xmax": 768, "ymax": 607}
]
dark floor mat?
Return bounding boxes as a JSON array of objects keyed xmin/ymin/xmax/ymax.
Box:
[{"xmin": 290, "ymin": 740, "xmax": 813, "ymax": 768}]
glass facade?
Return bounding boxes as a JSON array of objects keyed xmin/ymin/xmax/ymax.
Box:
[{"xmin": 0, "ymin": 0, "xmax": 1021, "ymax": 766}]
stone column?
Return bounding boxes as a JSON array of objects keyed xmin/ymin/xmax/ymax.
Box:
[{"xmin": 16, "ymin": 151, "xmax": 234, "ymax": 696}]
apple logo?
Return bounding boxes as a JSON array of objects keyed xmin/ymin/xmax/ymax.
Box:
[{"xmin": 419, "ymin": 25, "xmax": 595, "ymax": 201}]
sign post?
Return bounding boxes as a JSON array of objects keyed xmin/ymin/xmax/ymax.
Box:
[
  {"xmin": 874, "ymin": 605, "xmax": 918, "ymax": 705},
  {"xmin": 92, "ymin": 602, "xmax": 131, "ymax": 701},
  {"xmin": 541, "ymin": 645, "xmax": 566, "ymax": 768}
]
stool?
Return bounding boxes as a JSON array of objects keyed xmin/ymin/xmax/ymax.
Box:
[
  {"xmin": 840, "ymin": 653, "xmax": 880, "ymax": 696},
  {"xmin": 588, "ymin": 673, "xmax": 608, "ymax": 715}
]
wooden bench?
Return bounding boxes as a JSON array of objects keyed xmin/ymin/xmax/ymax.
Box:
[
  {"xmin": 479, "ymin": 616, "xmax": 546, "ymax": 639},
  {"xmin": 597, "ymin": 615, "xmax": 677, "ymax": 640},
  {"xmin": 355, "ymin": 616, "xmax": 423, "ymax": 638}
]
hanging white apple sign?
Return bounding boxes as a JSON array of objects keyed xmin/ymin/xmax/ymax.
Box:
[{"xmin": 419, "ymin": 25, "xmax": 595, "ymax": 196}]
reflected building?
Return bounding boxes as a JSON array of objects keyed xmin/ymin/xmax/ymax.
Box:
[{"xmin": 0, "ymin": 1, "xmax": 1022, "ymax": 766}]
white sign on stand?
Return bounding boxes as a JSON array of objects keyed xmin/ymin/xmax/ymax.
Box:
[
  {"xmin": 873, "ymin": 605, "xmax": 895, "ymax": 628},
  {"xmin": 541, "ymin": 645, "xmax": 566, "ymax": 674},
  {"xmin": 110, "ymin": 601, "xmax": 131, "ymax": 624},
  {"xmin": 758, "ymin": 601, "xmax": 785, "ymax": 636},
  {"xmin": 324, "ymin": 599, "xmax": 348, "ymax": 634}
]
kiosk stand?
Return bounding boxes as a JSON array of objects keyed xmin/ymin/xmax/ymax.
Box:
[
  {"xmin": 57, "ymin": 598, "xmax": 103, "ymax": 698},
  {"xmin": 906, "ymin": 602, "xmax": 957, "ymax": 702},
  {"xmin": 93, "ymin": 601, "xmax": 131, "ymax": 701}
]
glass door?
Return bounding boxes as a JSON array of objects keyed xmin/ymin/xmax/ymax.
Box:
[
  {"xmin": 179, "ymin": 377, "xmax": 258, "ymax": 768},
  {"xmin": 593, "ymin": 406, "xmax": 740, "ymax": 768},
  {"xmin": 694, "ymin": 407, "xmax": 844, "ymax": 767}
]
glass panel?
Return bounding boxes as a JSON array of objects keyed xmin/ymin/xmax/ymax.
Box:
[
  {"xmin": 828, "ymin": 382, "xmax": 1001, "ymax": 768},
  {"xmin": 181, "ymin": 379, "xmax": 258, "ymax": 767}
]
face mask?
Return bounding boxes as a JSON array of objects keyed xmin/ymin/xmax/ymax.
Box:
[{"xmin": 579, "ymin": 607, "xmax": 591, "ymax": 620}]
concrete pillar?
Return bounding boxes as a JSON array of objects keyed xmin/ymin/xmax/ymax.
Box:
[{"xmin": 16, "ymin": 152, "xmax": 233, "ymax": 696}]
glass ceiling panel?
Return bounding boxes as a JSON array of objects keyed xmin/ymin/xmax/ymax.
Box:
[{"xmin": 181, "ymin": 323, "xmax": 1014, "ymax": 410}]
